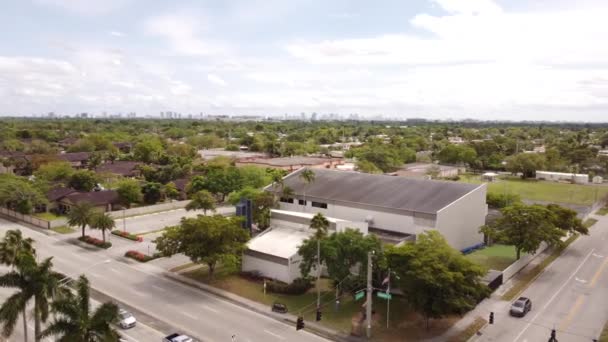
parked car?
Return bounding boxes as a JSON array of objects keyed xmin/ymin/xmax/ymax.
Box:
[
  {"xmin": 117, "ymin": 309, "xmax": 136, "ymax": 329},
  {"xmin": 271, "ymin": 302, "xmax": 288, "ymax": 314},
  {"xmin": 510, "ymin": 297, "xmax": 532, "ymax": 317},
  {"xmin": 163, "ymin": 333, "xmax": 194, "ymax": 342}
]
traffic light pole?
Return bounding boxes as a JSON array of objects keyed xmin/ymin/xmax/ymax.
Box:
[{"xmin": 366, "ymin": 251, "xmax": 373, "ymax": 339}]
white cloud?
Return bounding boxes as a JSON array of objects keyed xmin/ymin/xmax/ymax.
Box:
[
  {"xmin": 34, "ymin": 0, "xmax": 130, "ymax": 15},
  {"xmin": 110, "ymin": 31, "xmax": 125, "ymax": 37},
  {"xmin": 144, "ymin": 13, "xmax": 226, "ymax": 56},
  {"xmin": 207, "ymin": 74, "xmax": 227, "ymax": 87}
]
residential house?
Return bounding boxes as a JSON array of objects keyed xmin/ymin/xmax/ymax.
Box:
[
  {"xmin": 113, "ymin": 142, "xmax": 133, "ymax": 153},
  {"xmin": 390, "ymin": 163, "xmax": 459, "ymax": 179},
  {"xmin": 236, "ymin": 156, "xmax": 344, "ymax": 172},
  {"xmin": 58, "ymin": 190, "xmax": 120, "ymax": 213},
  {"xmin": 96, "ymin": 161, "xmax": 142, "ymax": 178},
  {"xmin": 57, "ymin": 152, "xmax": 90, "ymax": 169}
]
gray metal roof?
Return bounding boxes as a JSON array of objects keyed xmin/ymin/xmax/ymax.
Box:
[{"xmin": 272, "ymin": 169, "xmax": 482, "ymax": 214}]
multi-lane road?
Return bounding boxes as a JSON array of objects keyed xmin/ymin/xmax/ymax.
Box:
[
  {"xmin": 479, "ymin": 213, "xmax": 608, "ymax": 342},
  {"xmin": 0, "ymin": 217, "xmax": 327, "ymax": 342}
]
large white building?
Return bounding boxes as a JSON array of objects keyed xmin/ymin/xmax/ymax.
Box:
[{"xmin": 242, "ymin": 169, "xmax": 488, "ymax": 283}]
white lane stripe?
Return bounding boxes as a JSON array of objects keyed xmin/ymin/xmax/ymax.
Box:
[
  {"xmin": 263, "ymin": 329, "xmax": 285, "ymax": 340},
  {"xmin": 150, "ymin": 284, "xmax": 166, "ymax": 292},
  {"xmin": 182, "ymin": 312, "xmax": 198, "ymax": 320},
  {"xmin": 202, "ymin": 305, "xmax": 219, "ymax": 313},
  {"xmin": 513, "ymin": 248, "xmax": 595, "ymax": 342}
]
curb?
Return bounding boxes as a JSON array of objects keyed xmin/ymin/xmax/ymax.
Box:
[{"xmin": 164, "ymin": 272, "xmax": 355, "ymax": 342}]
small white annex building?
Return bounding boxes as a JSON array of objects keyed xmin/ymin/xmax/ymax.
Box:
[
  {"xmin": 536, "ymin": 171, "xmax": 588, "ymax": 184},
  {"xmin": 242, "ymin": 210, "xmax": 368, "ymax": 283}
]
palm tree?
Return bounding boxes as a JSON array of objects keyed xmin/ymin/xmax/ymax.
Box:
[
  {"xmin": 0, "ymin": 229, "xmax": 35, "ymax": 267},
  {"xmin": 299, "ymin": 168, "xmax": 315, "ymax": 212},
  {"xmin": 40, "ymin": 275, "xmax": 119, "ymax": 342},
  {"xmin": 186, "ymin": 190, "xmax": 216, "ymax": 215},
  {"xmin": 67, "ymin": 202, "xmax": 95, "ymax": 238},
  {"xmin": 89, "ymin": 213, "xmax": 115, "ymax": 243},
  {"xmin": 309, "ymin": 212, "xmax": 329, "ymax": 310},
  {"xmin": 0, "ymin": 254, "xmax": 62, "ymax": 342}
]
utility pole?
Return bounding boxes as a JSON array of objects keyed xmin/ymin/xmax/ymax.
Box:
[
  {"xmin": 317, "ymin": 238, "xmax": 321, "ymax": 310},
  {"xmin": 386, "ymin": 268, "xmax": 390, "ymax": 329},
  {"xmin": 366, "ymin": 251, "xmax": 373, "ymax": 339}
]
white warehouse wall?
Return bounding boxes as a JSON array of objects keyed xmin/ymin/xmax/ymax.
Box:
[{"xmin": 435, "ymin": 184, "xmax": 487, "ymax": 251}]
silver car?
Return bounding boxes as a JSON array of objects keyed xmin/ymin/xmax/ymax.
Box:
[
  {"xmin": 118, "ymin": 309, "xmax": 137, "ymax": 329},
  {"xmin": 510, "ymin": 297, "xmax": 532, "ymax": 317}
]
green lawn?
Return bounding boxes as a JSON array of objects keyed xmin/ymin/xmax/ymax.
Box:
[
  {"xmin": 51, "ymin": 225, "xmax": 75, "ymax": 234},
  {"xmin": 181, "ymin": 266, "xmax": 458, "ymax": 341},
  {"xmin": 597, "ymin": 207, "xmax": 608, "ymax": 216},
  {"xmin": 465, "ymin": 244, "xmax": 517, "ymax": 271},
  {"xmin": 34, "ymin": 212, "xmax": 64, "ymax": 221},
  {"xmin": 600, "ymin": 320, "xmax": 608, "ymax": 342},
  {"xmin": 459, "ymin": 174, "xmax": 608, "ymax": 205},
  {"xmin": 584, "ymin": 218, "xmax": 598, "ymax": 229}
]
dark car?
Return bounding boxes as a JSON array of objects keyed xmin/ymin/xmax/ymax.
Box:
[
  {"xmin": 271, "ymin": 302, "xmax": 288, "ymax": 314},
  {"xmin": 510, "ymin": 297, "xmax": 532, "ymax": 317}
]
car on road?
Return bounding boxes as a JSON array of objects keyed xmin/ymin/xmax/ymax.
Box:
[
  {"xmin": 510, "ymin": 297, "xmax": 532, "ymax": 317},
  {"xmin": 271, "ymin": 302, "xmax": 288, "ymax": 313},
  {"xmin": 163, "ymin": 333, "xmax": 194, "ymax": 342},
  {"xmin": 117, "ymin": 309, "xmax": 137, "ymax": 329}
]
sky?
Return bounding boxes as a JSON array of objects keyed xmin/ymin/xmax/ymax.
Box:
[{"xmin": 1, "ymin": 0, "xmax": 608, "ymax": 121}]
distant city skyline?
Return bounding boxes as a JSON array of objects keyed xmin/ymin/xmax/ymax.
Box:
[{"xmin": 2, "ymin": 0, "xmax": 608, "ymax": 121}]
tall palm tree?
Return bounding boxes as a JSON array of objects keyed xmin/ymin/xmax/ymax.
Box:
[
  {"xmin": 67, "ymin": 202, "xmax": 95, "ymax": 238},
  {"xmin": 0, "ymin": 229, "xmax": 35, "ymax": 267},
  {"xmin": 0, "ymin": 254, "xmax": 62, "ymax": 342},
  {"xmin": 309, "ymin": 212, "xmax": 329, "ymax": 310},
  {"xmin": 299, "ymin": 168, "xmax": 315, "ymax": 212},
  {"xmin": 40, "ymin": 275, "xmax": 119, "ymax": 342},
  {"xmin": 89, "ymin": 213, "xmax": 115, "ymax": 243}
]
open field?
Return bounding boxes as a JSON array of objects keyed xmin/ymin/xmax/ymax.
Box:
[
  {"xmin": 33, "ymin": 212, "xmax": 64, "ymax": 220},
  {"xmin": 465, "ymin": 244, "xmax": 517, "ymax": 271},
  {"xmin": 459, "ymin": 174, "xmax": 608, "ymax": 205}
]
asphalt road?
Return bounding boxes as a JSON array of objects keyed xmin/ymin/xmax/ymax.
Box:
[
  {"xmin": 479, "ymin": 214, "xmax": 608, "ymax": 342},
  {"xmin": 116, "ymin": 206, "xmax": 235, "ymax": 234},
  {"xmin": 0, "ymin": 218, "xmax": 328, "ymax": 342}
]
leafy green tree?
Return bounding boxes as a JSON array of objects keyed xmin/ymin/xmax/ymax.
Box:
[
  {"xmin": 310, "ymin": 213, "xmax": 329, "ymax": 239},
  {"xmin": 155, "ymin": 215, "xmax": 249, "ymax": 278},
  {"xmin": 167, "ymin": 143, "xmax": 197, "ymax": 159},
  {"xmin": 495, "ymin": 203, "xmax": 565, "ymax": 259},
  {"xmin": 0, "ymin": 230, "xmax": 35, "ymax": 267},
  {"xmin": 486, "ymin": 192, "xmax": 522, "ymax": 209},
  {"xmin": 133, "ymin": 139, "xmax": 164, "ymax": 163},
  {"xmin": 437, "ymin": 144, "xmax": 477, "ymax": 166},
  {"xmin": 34, "ymin": 162, "xmax": 74, "ymax": 183},
  {"xmin": 228, "ymin": 187, "xmax": 275, "ymax": 230},
  {"xmin": 89, "ymin": 213, "xmax": 115, "ymax": 243},
  {"xmin": 186, "ymin": 190, "xmax": 216, "ymax": 214},
  {"xmin": 356, "ymin": 160, "xmax": 382, "ymax": 174},
  {"xmin": 299, "ymin": 168, "xmax": 315, "ymax": 210},
  {"xmin": 68, "ymin": 170, "xmax": 99, "ymax": 192},
  {"xmin": 546, "ymin": 204, "xmax": 587, "ymax": 235},
  {"xmin": 67, "ymin": 202, "xmax": 95, "ymax": 238},
  {"xmin": 386, "ymin": 231, "xmax": 489, "ymax": 329},
  {"xmin": 187, "ymin": 175, "xmax": 206, "ymax": 195},
  {"xmin": 164, "ymin": 182, "xmax": 180, "ymax": 201},
  {"xmin": 202, "ymin": 166, "xmax": 243, "ymax": 202},
  {"xmin": 40, "ymin": 275, "xmax": 120, "ymax": 342},
  {"xmin": 0, "ymin": 175, "xmax": 47, "ymax": 214},
  {"xmin": 505, "ymin": 153, "xmax": 547, "ymax": 178},
  {"xmin": 116, "ymin": 179, "xmax": 142, "ymax": 208},
  {"xmin": 142, "ymin": 182, "xmax": 163, "ymax": 204},
  {"xmin": 0, "ymin": 254, "xmax": 63, "ymax": 342},
  {"xmin": 238, "ymin": 166, "xmax": 272, "ymax": 189},
  {"xmin": 86, "ymin": 151, "xmax": 104, "ymax": 170},
  {"xmin": 298, "ymin": 229, "xmax": 381, "ymax": 294}
]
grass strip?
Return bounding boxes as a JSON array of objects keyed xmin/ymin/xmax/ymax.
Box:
[
  {"xmin": 448, "ymin": 316, "xmax": 487, "ymax": 342},
  {"xmin": 51, "ymin": 225, "xmax": 75, "ymax": 234}
]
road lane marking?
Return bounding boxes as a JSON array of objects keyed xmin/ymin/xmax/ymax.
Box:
[
  {"xmin": 574, "ymin": 277, "xmax": 587, "ymax": 283},
  {"xmin": 590, "ymin": 256, "xmax": 608, "ymax": 287},
  {"xmin": 512, "ymin": 248, "xmax": 595, "ymax": 342},
  {"xmin": 592, "ymin": 253, "xmax": 604, "ymax": 258},
  {"xmin": 263, "ymin": 329, "xmax": 285, "ymax": 340},
  {"xmin": 150, "ymin": 284, "xmax": 166, "ymax": 292},
  {"xmin": 182, "ymin": 312, "xmax": 198, "ymax": 320},
  {"xmin": 202, "ymin": 305, "xmax": 219, "ymax": 313},
  {"xmin": 109, "ymin": 267, "xmax": 120, "ymax": 274},
  {"xmin": 558, "ymin": 294, "xmax": 585, "ymax": 331}
]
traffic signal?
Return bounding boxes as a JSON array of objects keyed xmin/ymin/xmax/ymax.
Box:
[
  {"xmin": 489, "ymin": 312, "xmax": 494, "ymax": 324},
  {"xmin": 316, "ymin": 309, "xmax": 322, "ymax": 322},
  {"xmin": 296, "ymin": 316, "xmax": 305, "ymax": 330}
]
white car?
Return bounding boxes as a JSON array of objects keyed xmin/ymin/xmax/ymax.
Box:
[{"xmin": 118, "ymin": 309, "xmax": 137, "ymax": 329}]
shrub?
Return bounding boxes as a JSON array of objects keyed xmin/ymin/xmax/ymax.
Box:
[
  {"xmin": 111, "ymin": 230, "xmax": 143, "ymax": 242},
  {"xmin": 78, "ymin": 235, "xmax": 112, "ymax": 249},
  {"xmin": 487, "ymin": 192, "xmax": 521, "ymax": 209},
  {"xmin": 124, "ymin": 250, "xmax": 159, "ymax": 262},
  {"xmin": 239, "ymin": 271, "xmax": 265, "ymax": 281},
  {"xmin": 266, "ymin": 277, "xmax": 313, "ymax": 295}
]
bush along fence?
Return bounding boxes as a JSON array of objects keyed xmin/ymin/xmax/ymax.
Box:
[
  {"xmin": 124, "ymin": 250, "xmax": 161, "ymax": 263},
  {"xmin": 78, "ymin": 235, "xmax": 112, "ymax": 249},
  {"xmin": 111, "ymin": 230, "xmax": 143, "ymax": 242}
]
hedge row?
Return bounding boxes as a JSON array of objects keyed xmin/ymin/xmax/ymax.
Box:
[
  {"xmin": 78, "ymin": 235, "xmax": 112, "ymax": 249},
  {"xmin": 266, "ymin": 278, "xmax": 313, "ymax": 295},
  {"xmin": 124, "ymin": 250, "xmax": 161, "ymax": 262},
  {"xmin": 111, "ymin": 230, "xmax": 143, "ymax": 242}
]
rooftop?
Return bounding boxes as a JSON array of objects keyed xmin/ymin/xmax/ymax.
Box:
[
  {"xmin": 246, "ymin": 227, "xmax": 312, "ymax": 259},
  {"xmin": 269, "ymin": 169, "xmax": 482, "ymax": 214},
  {"xmin": 96, "ymin": 161, "xmax": 141, "ymax": 176},
  {"xmin": 240, "ymin": 156, "xmax": 341, "ymax": 167},
  {"xmin": 401, "ymin": 163, "xmax": 459, "ymax": 173},
  {"xmin": 62, "ymin": 190, "xmax": 120, "ymax": 206}
]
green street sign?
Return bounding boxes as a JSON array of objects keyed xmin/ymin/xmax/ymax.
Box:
[
  {"xmin": 377, "ymin": 292, "xmax": 392, "ymax": 300},
  {"xmin": 355, "ymin": 291, "xmax": 365, "ymax": 301}
]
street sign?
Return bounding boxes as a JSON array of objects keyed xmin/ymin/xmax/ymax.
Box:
[
  {"xmin": 377, "ymin": 292, "xmax": 392, "ymax": 300},
  {"xmin": 355, "ymin": 290, "xmax": 365, "ymax": 301}
]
